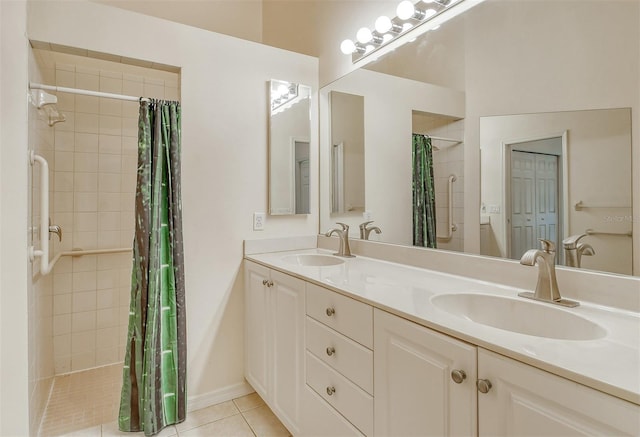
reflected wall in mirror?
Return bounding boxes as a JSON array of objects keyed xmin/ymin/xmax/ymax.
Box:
[
  {"xmin": 269, "ymin": 79, "xmax": 311, "ymax": 215},
  {"xmin": 329, "ymin": 91, "xmax": 365, "ymax": 216},
  {"xmin": 319, "ymin": 0, "xmax": 638, "ymax": 276},
  {"xmin": 480, "ymin": 108, "xmax": 633, "ymax": 275}
]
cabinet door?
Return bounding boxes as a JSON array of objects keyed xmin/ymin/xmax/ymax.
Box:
[
  {"xmin": 244, "ymin": 261, "xmax": 270, "ymax": 400},
  {"xmin": 374, "ymin": 309, "xmax": 477, "ymax": 436},
  {"xmin": 271, "ymin": 269, "xmax": 305, "ymax": 435},
  {"xmin": 478, "ymin": 348, "xmax": 640, "ymax": 436}
]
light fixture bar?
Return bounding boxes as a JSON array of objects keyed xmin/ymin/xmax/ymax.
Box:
[{"xmin": 340, "ymin": 0, "xmax": 480, "ymax": 63}]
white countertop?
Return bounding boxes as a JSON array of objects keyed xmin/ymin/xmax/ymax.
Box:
[{"xmin": 246, "ymin": 248, "xmax": 640, "ymax": 405}]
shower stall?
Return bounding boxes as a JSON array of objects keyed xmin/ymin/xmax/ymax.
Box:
[{"xmin": 27, "ymin": 45, "xmax": 180, "ymax": 436}]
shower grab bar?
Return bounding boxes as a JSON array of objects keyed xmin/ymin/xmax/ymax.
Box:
[
  {"xmin": 585, "ymin": 229, "xmax": 632, "ymax": 237},
  {"xmin": 29, "ymin": 151, "xmax": 54, "ymax": 274},
  {"xmin": 437, "ymin": 174, "xmax": 458, "ymax": 241},
  {"xmin": 43, "ymin": 248, "xmax": 132, "ymax": 273},
  {"xmin": 574, "ymin": 200, "xmax": 631, "ymax": 211}
]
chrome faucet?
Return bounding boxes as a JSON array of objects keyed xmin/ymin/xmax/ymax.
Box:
[
  {"xmin": 359, "ymin": 221, "xmax": 382, "ymax": 240},
  {"xmin": 562, "ymin": 234, "xmax": 595, "ymax": 268},
  {"xmin": 325, "ymin": 222, "xmax": 355, "ymax": 258},
  {"xmin": 48, "ymin": 218, "xmax": 62, "ymax": 242},
  {"xmin": 518, "ymin": 239, "xmax": 579, "ymax": 307}
]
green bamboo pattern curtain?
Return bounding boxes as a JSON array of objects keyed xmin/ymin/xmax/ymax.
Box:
[
  {"xmin": 412, "ymin": 134, "xmax": 438, "ymax": 249},
  {"xmin": 119, "ymin": 99, "xmax": 186, "ymax": 436}
]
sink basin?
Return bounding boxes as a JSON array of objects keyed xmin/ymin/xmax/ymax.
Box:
[
  {"xmin": 282, "ymin": 254, "xmax": 345, "ymax": 267},
  {"xmin": 431, "ymin": 293, "xmax": 607, "ymax": 341}
]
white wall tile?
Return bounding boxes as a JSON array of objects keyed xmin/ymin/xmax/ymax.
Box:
[
  {"xmin": 121, "ymin": 118, "xmax": 137, "ymax": 137},
  {"xmin": 54, "ymin": 256, "xmax": 72, "ymax": 274},
  {"xmin": 75, "ymin": 113, "xmax": 99, "ymax": 134},
  {"xmin": 74, "ymin": 212, "xmax": 98, "ymax": 232},
  {"xmin": 54, "ymin": 172, "xmax": 74, "ymax": 192},
  {"xmin": 121, "ymin": 136, "xmax": 137, "ymax": 156},
  {"xmin": 73, "ymin": 231, "xmax": 97, "ymax": 249},
  {"xmin": 120, "ymin": 231, "xmax": 134, "ymax": 248},
  {"xmin": 74, "ymin": 172, "xmax": 98, "ymax": 193},
  {"xmin": 120, "ymin": 212, "xmax": 134, "ymax": 231},
  {"xmin": 72, "ymin": 310, "xmax": 96, "ymax": 333},
  {"xmin": 97, "ymin": 254, "xmax": 121, "ymax": 271},
  {"xmin": 121, "ymin": 172, "xmax": 137, "ymax": 193},
  {"xmin": 99, "ymin": 154, "xmax": 121, "ymax": 173},
  {"xmin": 122, "ymin": 101, "xmax": 139, "ymax": 118},
  {"xmin": 72, "ymin": 254, "xmax": 97, "ymax": 272},
  {"xmin": 71, "ymin": 331, "xmax": 95, "ymax": 354},
  {"xmin": 56, "ymin": 92, "xmax": 75, "ymax": 112},
  {"xmin": 53, "ymin": 112, "xmax": 75, "ymax": 132},
  {"xmin": 97, "ymin": 270, "xmax": 118, "ymax": 290},
  {"xmin": 95, "ymin": 347, "xmax": 119, "ymax": 366},
  {"xmin": 74, "ymin": 192, "xmax": 98, "ymax": 212},
  {"xmin": 76, "ymin": 72, "xmax": 99, "ymax": 91},
  {"xmin": 74, "ymin": 132, "xmax": 99, "ymax": 153},
  {"xmin": 120, "ymin": 155, "xmax": 137, "ymax": 174},
  {"xmin": 71, "ymin": 352, "xmax": 95, "ymax": 371},
  {"xmin": 100, "ymin": 98, "xmax": 122, "ymax": 117},
  {"xmin": 54, "ymin": 131, "xmax": 75, "ymax": 151},
  {"xmin": 53, "ymin": 334, "xmax": 71, "ymax": 356},
  {"xmin": 75, "ymin": 95, "xmax": 99, "ymax": 114},
  {"xmin": 56, "ymin": 69, "xmax": 75, "ymax": 87},
  {"xmin": 123, "ymin": 79, "xmax": 144, "ymax": 96},
  {"xmin": 74, "ymin": 152, "xmax": 98, "ymax": 172},
  {"xmin": 53, "ymin": 314, "xmax": 71, "ymax": 336},
  {"xmin": 99, "ymin": 193, "xmax": 121, "ymax": 212},
  {"xmin": 53, "ymin": 273, "xmax": 72, "ymax": 295},
  {"xmin": 55, "ymin": 151, "xmax": 74, "ymax": 172},
  {"xmin": 99, "ymin": 135, "xmax": 121, "ymax": 155},
  {"xmin": 54, "ymin": 356, "xmax": 71, "ymax": 374},
  {"xmin": 72, "ymin": 272, "xmax": 97, "ymax": 293},
  {"xmin": 96, "ymin": 308, "xmax": 119, "ymax": 330},
  {"xmin": 98, "ymin": 212, "xmax": 120, "ymax": 231},
  {"xmin": 53, "ymin": 294, "xmax": 72, "ymax": 315},
  {"xmin": 100, "ymin": 76, "xmax": 122, "ymax": 94},
  {"xmin": 97, "ymin": 289, "xmax": 119, "ymax": 309},
  {"xmin": 99, "ymin": 173, "xmax": 121, "ymax": 193},
  {"xmin": 98, "ymin": 231, "xmax": 120, "ymax": 249},
  {"xmin": 120, "ymin": 192, "xmax": 135, "ymax": 212},
  {"xmin": 99, "ymin": 115, "xmax": 122, "ymax": 136},
  {"xmin": 54, "ymin": 192, "xmax": 74, "ymax": 212}
]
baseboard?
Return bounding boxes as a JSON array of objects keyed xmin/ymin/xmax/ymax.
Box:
[{"xmin": 187, "ymin": 380, "xmax": 255, "ymax": 412}]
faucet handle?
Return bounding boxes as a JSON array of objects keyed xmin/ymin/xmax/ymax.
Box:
[
  {"xmin": 538, "ymin": 239, "xmax": 556, "ymax": 253},
  {"xmin": 562, "ymin": 233, "xmax": 587, "ymax": 249},
  {"xmin": 359, "ymin": 221, "xmax": 374, "ymax": 229},
  {"xmin": 335, "ymin": 222, "xmax": 349, "ymax": 231}
]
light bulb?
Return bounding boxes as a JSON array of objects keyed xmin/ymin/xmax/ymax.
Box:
[
  {"xmin": 356, "ymin": 27, "xmax": 373, "ymax": 44},
  {"xmin": 340, "ymin": 39, "xmax": 356, "ymax": 54},
  {"xmin": 375, "ymin": 16, "xmax": 392, "ymax": 33},
  {"xmin": 424, "ymin": 8, "xmax": 437, "ymax": 19},
  {"xmin": 402, "ymin": 22, "xmax": 413, "ymax": 31},
  {"xmin": 277, "ymin": 85, "xmax": 288, "ymax": 96},
  {"xmin": 422, "ymin": 0, "xmax": 435, "ymax": 3},
  {"xmin": 365, "ymin": 45, "xmax": 375, "ymax": 53},
  {"xmin": 396, "ymin": 0, "xmax": 415, "ymax": 20},
  {"xmin": 382, "ymin": 34, "xmax": 394, "ymax": 43}
]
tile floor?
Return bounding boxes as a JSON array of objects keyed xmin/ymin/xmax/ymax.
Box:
[{"xmin": 39, "ymin": 364, "xmax": 289, "ymax": 437}]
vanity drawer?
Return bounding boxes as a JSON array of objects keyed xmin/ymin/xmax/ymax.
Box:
[
  {"xmin": 306, "ymin": 316, "xmax": 373, "ymax": 395},
  {"xmin": 306, "ymin": 283, "xmax": 373, "ymax": 348},
  {"xmin": 306, "ymin": 351, "xmax": 373, "ymax": 436}
]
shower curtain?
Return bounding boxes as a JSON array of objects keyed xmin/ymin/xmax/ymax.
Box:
[
  {"xmin": 412, "ymin": 134, "xmax": 438, "ymax": 249},
  {"xmin": 119, "ymin": 99, "xmax": 186, "ymax": 436}
]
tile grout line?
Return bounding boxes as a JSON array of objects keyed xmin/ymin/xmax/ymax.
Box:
[{"xmin": 239, "ymin": 411, "xmax": 258, "ymax": 437}]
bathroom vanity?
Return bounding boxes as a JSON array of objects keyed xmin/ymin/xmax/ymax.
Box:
[{"xmin": 244, "ymin": 238, "xmax": 640, "ymax": 436}]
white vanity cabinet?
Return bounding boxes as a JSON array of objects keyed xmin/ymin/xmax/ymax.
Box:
[
  {"xmin": 478, "ymin": 348, "xmax": 640, "ymax": 436},
  {"xmin": 244, "ymin": 260, "xmax": 305, "ymax": 435},
  {"xmin": 303, "ymin": 283, "xmax": 374, "ymax": 436},
  {"xmin": 374, "ymin": 308, "xmax": 478, "ymax": 436}
]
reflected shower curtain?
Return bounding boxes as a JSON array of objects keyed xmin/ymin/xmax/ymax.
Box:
[
  {"xmin": 412, "ymin": 134, "xmax": 438, "ymax": 249},
  {"xmin": 119, "ymin": 99, "xmax": 186, "ymax": 436}
]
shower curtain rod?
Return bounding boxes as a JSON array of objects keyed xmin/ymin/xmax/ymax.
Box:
[
  {"xmin": 424, "ymin": 135, "xmax": 463, "ymax": 143},
  {"xmin": 30, "ymin": 82, "xmax": 152, "ymax": 102}
]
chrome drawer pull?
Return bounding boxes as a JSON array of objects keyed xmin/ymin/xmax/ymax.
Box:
[
  {"xmin": 262, "ymin": 279, "xmax": 269, "ymax": 286},
  {"xmin": 476, "ymin": 379, "xmax": 492, "ymax": 394},
  {"xmin": 326, "ymin": 307, "xmax": 335, "ymax": 316},
  {"xmin": 451, "ymin": 369, "xmax": 466, "ymax": 384},
  {"xmin": 326, "ymin": 347, "xmax": 335, "ymax": 356},
  {"xmin": 326, "ymin": 386, "xmax": 336, "ymax": 396}
]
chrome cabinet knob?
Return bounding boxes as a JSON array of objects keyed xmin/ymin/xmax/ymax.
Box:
[
  {"xmin": 262, "ymin": 279, "xmax": 269, "ymax": 286},
  {"xmin": 326, "ymin": 347, "xmax": 335, "ymax": 356},
  {"xmin": 451, "ymin": 369, "xmax": 466, "ymax": 384},
  {"xmin": 268, "ymin": 280, "xmax": 274, "ymax": 287},
  {"xmin": 326, "ymin": 307, "xmax": 335, "ymax": 317},
  {"xmin": 326, "ymin": 386, "xmax": 336, "ymax": 396},
  {"xmin": 476, "ymin": 379, "xmax": 492, "ymax": 394}
]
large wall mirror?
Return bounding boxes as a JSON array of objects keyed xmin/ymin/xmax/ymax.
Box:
[
  {"xmin": 269, "ymin": 79, "xmax": 312, "ymax": 215},
  {"xmin": 319, "ymin": 0, "xmax": 639, "ymax": 276}
]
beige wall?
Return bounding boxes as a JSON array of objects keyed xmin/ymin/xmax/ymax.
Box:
[
  {"xmin": 92, "ymin": 0, "xmax": 263, "ymax": 43},
  {"xmin": 1, "ymin": 0, "xmax": 31, "ymax": 434},
  {"xmin": 28, "ymin": 0, "xmax": 318, "ymax": 411}
]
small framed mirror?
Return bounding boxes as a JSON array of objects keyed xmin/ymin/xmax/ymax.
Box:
[{"xmin": 269, "ymin": 79, "xmax": 312, "ymax": 215}]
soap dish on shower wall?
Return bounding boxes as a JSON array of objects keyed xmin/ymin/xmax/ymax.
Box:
[{"xmin": 29, "ymin": 89, "xmax": 66, "ymax": 126}]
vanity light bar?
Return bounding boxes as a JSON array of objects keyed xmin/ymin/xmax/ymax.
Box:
[{"xmin": 340, "ymin": 0, "xmax": 467, "ymax": 62}]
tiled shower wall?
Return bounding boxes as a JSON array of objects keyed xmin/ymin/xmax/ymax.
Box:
[
  {"xmin": 40, "ymin": 51, "xmax": 179, "ymax": 374},
  {"xmin": 413, "ymin": 115, "xmax": 465, "ymax": 252}
]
